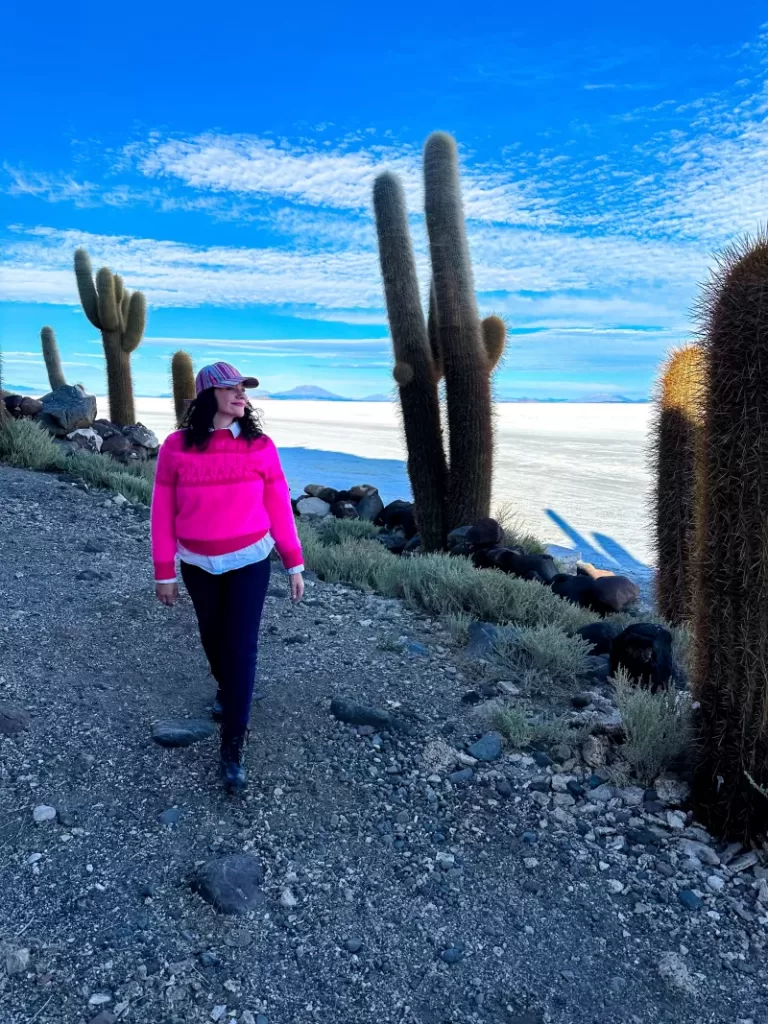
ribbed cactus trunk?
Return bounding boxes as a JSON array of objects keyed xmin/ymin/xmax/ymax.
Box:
[
  {"xmin": 424, "ymin": 132, "xmax": 494, "ymax": 532},
  {"xmin": 692, "ymin": 235, "xmax": 768, "ymax": 842},
  {"xmin": 373, "ymin": 173, "xmax": 446, "ymax": 551},
  {"xmin": 652, "ymin": 345, "xmax": 705, "ymax": 625},
  {"xmin": 40, "ymin": 326, "xmax": 67, "ymax": 391},
  {"xmin": 171, "ymin": 350, "xmax": 196, "ymax": 427},
  {"xmin": 73, "ymin": 248, "xmax": 146, "ymax": 427}
]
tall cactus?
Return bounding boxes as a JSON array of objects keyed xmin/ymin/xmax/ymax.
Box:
[
  {"xmin": 424, "ymin": 131, "xmax": 495, "ymax": 531},
  {"xmin": 692, "ymin": 234, "xmax": 768, "ymax": 841},
  {"xmin": 73, "ymin": 247, "xmax": 146, "ymax": 426},
  {"xmin": 373, "ymin": 132, "xmax": 506, "ymax": 544},
  {"xmin": 171, "ymin": 350, "xmax": 196, "ymax": 427},
  {"xmin": 40, "ymin": 326, "xmax": 67, "ymax": 391},
  {"xmin": 651, "ymin": 345, "xmax": 705, "ymax": 625},
  {"xmin": 373, "ymin": 173, "xmax": 447, "ymax": 551},
  {"xmin": 0, "ymin": 344, "xmax": 8, "ymax": 423}
]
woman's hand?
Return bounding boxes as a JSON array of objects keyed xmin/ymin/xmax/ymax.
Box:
[
  {"xmin": 155, "ymin": 582, "xmax": 179, "ymax": 606},
  {"xmin": 289, "ymin": 573, "xmax": 304, "ymax": 604}
]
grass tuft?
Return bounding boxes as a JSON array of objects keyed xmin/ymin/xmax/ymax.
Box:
[
  {"xmin": 316, "ymin": 517, "xmax": 382, "ymax": 545},
  {"xmin": 495, "ymin": 624, "xmax": 594, "ymax": 680},
  {"xmin": 494, "ymin": 500, "xmax": 547, "ymax": 555},
  {"xmin": 613, "ymin": 668, "xmax": 692, "ymax": 785}
]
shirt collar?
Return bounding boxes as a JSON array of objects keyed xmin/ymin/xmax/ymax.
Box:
[{"xmin": 210, "ymin": 420, "xmax": 242, "ymax": 438}]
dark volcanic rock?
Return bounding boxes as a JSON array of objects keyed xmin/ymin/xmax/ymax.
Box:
[
  {"xmin": 610, "ymin": 623, "xmax": 675, "ymax": 691},
  {"xmin": 467, "ymin": 731, "xmax": 503, "ymax": 761},
  {"xmin": 466, "ymin": 517, "xmax": 504, "ymax": 547},
  {"xmin": 330, "ymin": 699, "xmax": 409, "ymax": 733},
  {"xmin": 577, "ymin": 620, "xmax": 624, "ymax": 656},
  {"xmin": 151, "ymin": 718, "xmax": 216, "ymax": 747},
  {"xmin": 376, "ymin": 500, "xmax": 417, "ymax": 538},
  {"xmin": 357, "ymin": 489, "xmax": 385, "ymax": 522},
  {"xmin": 0, "ymin": 703, "xmax": 31, "ymax": 737},
  {"xmin": 331, "ymin": 500, "xmax": 360, "ymax": 520},
  {"xmin": 38, "ymin": 385, "xmax": 97, "ymax": 436},
  {"xmin": 192, "ymin": 854, "xmax": 265, "ymax": 915}
]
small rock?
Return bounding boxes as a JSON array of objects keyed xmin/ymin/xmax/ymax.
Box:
[
  {"xmin": 532, "ymin": 750, "xmax": 553, "ymax": 768},
  {"xmin": 495, "ymin": 779, "xmax": 513, "ymax": 799},
  {"xmin": 0, "ymin": 703, "xmax": 31, "ymax": 737},
  {"xmin": 33, "ymin": 805, "xmax": 56, "ymax": 824},
  {"xmin": 280, "ymin": 887, "xmax": 298, "ymax": 908},
  {"xmin": 467, "ymin": 732, "xmax": 503, "ymax": 762},
  {"xmin": 678, "ymin": 839, "xmax": 720, "ymax": 866},
  {"xmin": 622, "ymin": 786, "xmax": 645, "ymax": 807},
  {"xmin": 88, "ymin": 1013, "xmax": 116, "ymax": 1024},
  {"xmin": 158, "ymin": 807, "xmax": 181, "ymax": 826},
  {"xmin": 582, "ymin": 734, "xmax": 610, "ymax": 768},
  {"xmin": 449, "ymin": 768, "xmax": 474, "ymax": 785},
  {"xmin": 436, "ymin": 851, "xmax": 455, "ymax": 870},
  {"xmin": 330, "ymin": 699, "xmax": 408, "ymax": 734},
  {"xmin": 211, "ymin": 1007, "xmax": 227, "ymax": 1022},
  {"xmin": 440, "ymin": 947, "xmax": 464, "ymax": 965},
  {"xmin": 666, "ymin": 810, "xmax": 686, "ymax": 830},
  {"xmin": 296, "ymin": 496, "xmax": 331, "ymax": 517},
  {"xmin": 587, "ymin": 784, "xmax": 613, "ymax": 804},
  {"xmin": 728, "ymin": 851, "xmax": 759, "ymax": 874},
  {"xmin": 655, "ymin": 775, "xmax": 691, "ymax": 807},
  {"xmin": 678, "ymin": 889, "xmax": 703, "ymax": 911},
  {"xmin": 5, "ymin": 948, "xmax": 30, "ymax": 975},
  {"xmin": 344, "ymin": 938, "xmax": 363, "ymax": 953},
  {"xmin": 192, "ymin": 855, "xmax": 265, "ymax": 916},
  {"xmin": 706, "ymin": 875, "xmax": 726, "ymax": 893},
  {"xmin": 606, "ymin": 879, "xmax": 624, "ymax": 895},
  {"xmin": 657, "ymin": 951, "xmax": 697, "ymax": 995},
  {"xmin": 151, "ymin": 719, "xmax": 216, "ymax": 748},
  {"xmin": 88, "ymin": 993, "xmax": 112, "ymax": 1006}
]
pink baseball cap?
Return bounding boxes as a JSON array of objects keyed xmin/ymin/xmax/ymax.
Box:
[{"xmin": 195, "ymin": 361, "xmax": 260, "ymax": 395}]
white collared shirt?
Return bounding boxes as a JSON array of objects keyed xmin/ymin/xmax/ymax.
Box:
[{"xmin": 156, "ymin": 420, "xmax": 304, "ymax": 583}]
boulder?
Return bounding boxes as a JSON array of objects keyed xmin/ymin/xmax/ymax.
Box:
[
  {"xmin": 466, "ymin": 518, "xmax": 504, "ymax": 548},
  {"xmin": 446, "ymin": 525, "xmax": 473, "ymax": 550},
  {"xmin": 192, "ymin": 854, "xmax": 265, "ymax": 915},
  {"xmin": 53, "ymin": 439, "xmax": 85, "ymax": 458},
  {"xmin": 376, "ymin": 500, "xmax": 418, "ymax": 538},
  {"xmin": 3, "ymin": 394, "xmax": 24, "ymax": 418},
  {"xmin": 307, "ymin": 484, "xmax": 340, "ymax": 503},
  {"xmin": 357, "ymin": 489, "xmax": 385, "ymax": 522},
  {"xmin": 296, "ymin": 496, "xmax": 331, "ymax": 517},
  {"xmin": 0, "ymin": 703, "xmax": 31, "ymax": 737},
  {"xmin": 576, "ymin": 620, "xmax": 625, "ymax": 656},
  {"xmin": 552, "ymin": 573, "xmax": 639, "ymax": 615},
  {"xmin": 449, "ymin": 540, "xmax": 475, "ymax": 558},
  {"xmin": 402, "ymin": 534, "xmax": 422, "ymax": 555},
  {"xmin": 38, "ymin": 385, "xmax": 97, "ymax": 437},
  {"xmin": 592, "ymin": 575, "xmax": 640, "ymax": 613},
  {"xmin": 19, "ymin": 396, "xmax": 43, "ymax": 418},
  {"xmin": 100, "ymin": 432, "xmax": 130, "ymax": 455},
  {"xmin": 91, "ymin": 419, "xmax": 122, "ymax": 440},
  {"xmin": 478, "ymin": 547, "xmax": 558, "ymax": 584},
  {"xmin": 330, "ymin": 500, "xmax": 360, "ymax": 520},
  {"xmin": 348, "ymin": 483, "xmax": 378, "ymax": 500},
  {"xmin": 110, "ymin": 444, "xmax": 147, "ymax": 464},
  {"xmin": 122, "ymin": 423, "xmax": 159, "ymax": 453},
  {"xmin": 610, "ymin": 623, "xmax": 675, "ymax": 692},
  {"xmin": 67, "ymin": 428, "xmax": 103, "ymax": 454},
  {"xmin": 376, "ymin": 530, "xmax": 408, "ymax": 554}
]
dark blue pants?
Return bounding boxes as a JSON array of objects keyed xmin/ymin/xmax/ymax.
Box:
[{"xmin": 180, "ymin": 558, "xmax": 271, "ymax": 732}]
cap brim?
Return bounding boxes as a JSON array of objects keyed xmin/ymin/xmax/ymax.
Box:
[{"xmin": 241, "ymin": 376, "xmax": 259, "ymax": 389}]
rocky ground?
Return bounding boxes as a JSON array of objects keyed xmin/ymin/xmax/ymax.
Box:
[{"xmin": 0, "ymin": 465, "xmax": 765, "ymax": 1024}]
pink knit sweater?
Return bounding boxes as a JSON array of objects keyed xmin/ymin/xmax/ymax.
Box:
[{"xmin": 150, "ymin": 430, "xmax": 303, "ymax": 581}]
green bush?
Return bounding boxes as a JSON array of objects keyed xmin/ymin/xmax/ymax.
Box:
[
  {"xmin": 442, "ymin": 611, "xmax": 476, "ymax": 644},
  {"xmin": 614, "ymin": 669, "xmax": 692, "ymax": 786},
  {"xmin": 492, "ymin": 705, "xmax": 533, "ymax": 749},
  {"xmin": 494, "ymin": 500, "xmax": 547, "ymax": 555},
  {"xmin": 316, "ymin": 517, "xmax": 381, "ymax": 545},
  {"xmin": 495, "ymin": 624, "xmax": 594, "ymax": 680},
  {"xmin": 0, "ymin": 416, "xmax": 63, "ymax": 469}
]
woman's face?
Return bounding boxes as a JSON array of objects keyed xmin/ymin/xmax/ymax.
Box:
[{"xmin": 215, "ymin": 384, "xmax": 248, "ymax": 418}]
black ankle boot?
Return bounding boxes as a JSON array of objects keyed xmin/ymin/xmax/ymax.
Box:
[
  {"xmin": 211, "ymin": 689, "xmax": 224, "ymax": 722},
  {"xmin": 220, "ymin": 726, "xmax": 247, "ymax": 795}
]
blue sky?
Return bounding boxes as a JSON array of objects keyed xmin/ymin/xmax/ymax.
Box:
[{"xmin": 1, "ymin": 1, "xmax": 767, "ymax": 399}]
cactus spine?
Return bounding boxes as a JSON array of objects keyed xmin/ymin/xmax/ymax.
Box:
[
  {"xmin": 171, "ymin": 350, "xmax": 196, "ymax": 427},
  {"xmin": 73, "ymin": 248, "xmax": 146, "ymax": 426},
  {"xmin": 373, "ymin": 173, "xmax": 447, "ymax": 551},
  {"xmin": 692, "ymin": 233, "xmax": 768, "ymax": 841},
  {"xmin": 651, "ymin": 345, "xmax": 705, "ymax": 625},
  {"xmin": 40, "ymin": 326, "xmax": 67, "ymax": 391},
  {"xmin": 373, "ymin": 132, "xmax": 506, "ymax": 543}
]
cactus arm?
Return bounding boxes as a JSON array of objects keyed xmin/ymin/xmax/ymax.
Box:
[
  {"xmin": 373, "ymin": 170, "xmax": 447, "ymax": 551},
  {"xmin": 481, "ymin": 315, "xmax": 506, "ymax": 371},
  {"xmin": 123, "ymin": 291, "xmax": 146, "ymax": 353},
  {"xmin": 74, "ymin": 248, "xmax": 101, "ymax": 329},
  {"xmin": 427, "ymin": 281, "xmax": 443, "ymax": 382},
  {"xmin": 96, "ymin": 268, "xmax": 119, "ymax": 332},
  {"xmin": 40, "ymin": 326, "xmax": 67, "ymax": 390}
]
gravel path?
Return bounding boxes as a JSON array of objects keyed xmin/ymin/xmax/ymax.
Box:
[{"xmin": 0, "ymin": 465, "xmax": 764, "ymax": 1024}]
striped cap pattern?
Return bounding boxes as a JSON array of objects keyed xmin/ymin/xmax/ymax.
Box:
[{"xmin": 195, "ymin": 361, "xmax": 259, "ymax": 395}]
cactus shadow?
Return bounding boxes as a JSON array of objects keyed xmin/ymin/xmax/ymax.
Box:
[{"xmin": 545, "ymin": 509, "xmax": 651, "ymax": 576}]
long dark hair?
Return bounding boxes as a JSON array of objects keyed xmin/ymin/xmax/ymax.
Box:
[{"xmin": 181, "ymin": 387, "xmax": 264, "ymax": 450}]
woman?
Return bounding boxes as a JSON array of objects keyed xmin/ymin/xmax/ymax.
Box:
[{"xmin": 151, "ymin": 361, "xmax": 304, "ymax": 795}]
